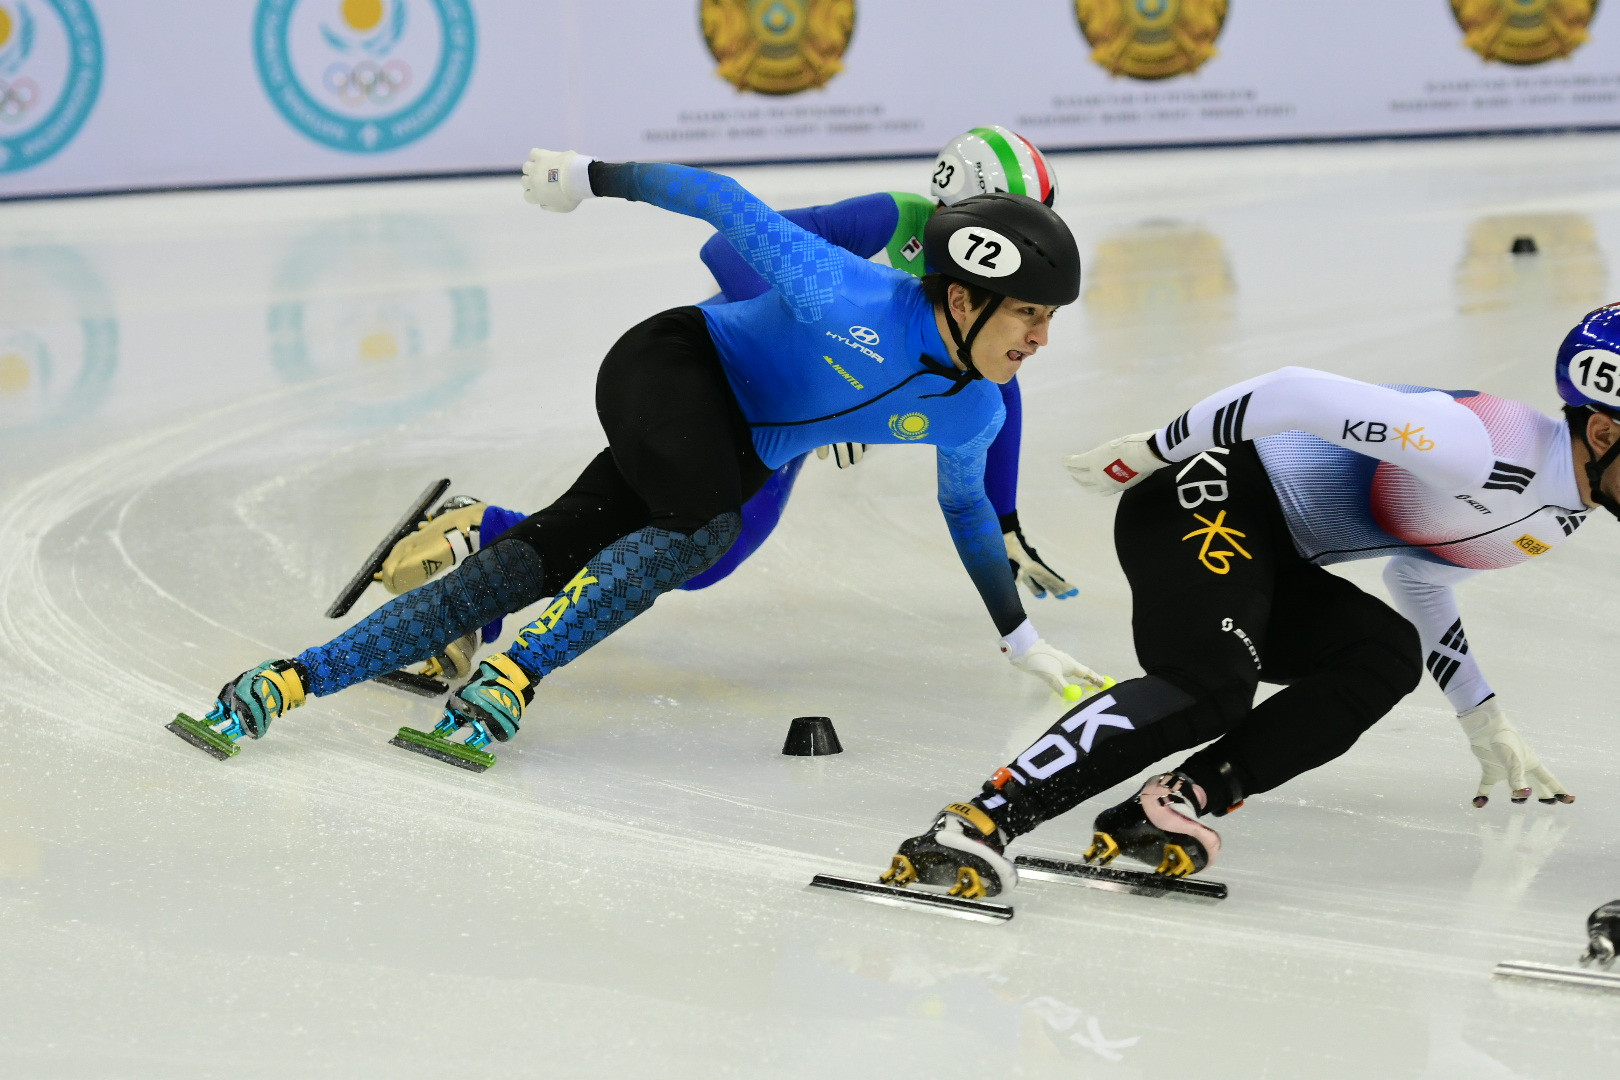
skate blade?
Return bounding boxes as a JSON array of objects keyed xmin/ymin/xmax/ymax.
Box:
[
  {"xmin": 166, "ymin": 713, "xmax": 239, "ymax": 761},
  {"xmin": 807, "ymin": 875, "xmax": 1012, "ymax": 923},
  {"xmin": 325, "ymin": 478, "xmax": 452, "ymax": 619},
  {"xmin": 389, "ymin": 726, "xmax": 495, "ymax": 772},
  {"xmin": 373, "ymin": 670, "xmax": 450, "ymax": 698},
  {"xmin": 1493, "ymin": 960, "xmax": 1620, "ymax": 992},
  {"xmin": 1014, "ymin": 854, "xmax": 1227, "ymax": 901}
]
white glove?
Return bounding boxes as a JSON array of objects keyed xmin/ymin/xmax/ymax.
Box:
[
  {"xmin": 1457, "ymin": 697, "xmax": 1573, "ymax": 808},
  {"xmin": 521, "ymin": 148, "xmax": 596, "ymax": 212},
  {"xmin": 814, "ymin": 442, "xmax": 866, "ymax": 468},
  {"xmin": 1063, "ymin": 430, "xmax": 1166, "ymax": 495},
  {"xmin": 1000, "ymin": 621, "xmax": 1114, "ymax": 701},
  {"xmin": 1003, "ymin": 521, "xmax": 1078, "ymax": 600}
]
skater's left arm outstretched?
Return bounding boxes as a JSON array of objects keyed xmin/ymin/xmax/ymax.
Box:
[
  {"xmin": 522, "ymin": 149, "xmax": 875, "ymax": 323},
  {"xmin": 1383, "ymin": 556, "xmax": 1573, "ymax": 807}
]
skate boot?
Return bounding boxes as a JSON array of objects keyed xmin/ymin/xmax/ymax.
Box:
[
  {"xmin": 378, "ymin": 496, "xmax": 488, "ymax": 594},
  {"xmin": 1085, "ymin": 771, "xmax": 1221, "ymax": 878},
  {"xmin": 389, "ymin": 654, "xmax": 533, "ymax": 773},
  {"xmin": 167, "ymin": 660, "xmax": 309, "ymax": 761},
  {"xmin": 880, "ymin": 803, "xmax": 1017, "ymax": 899},
  {"xmin": 1581, "ymin": 900, "xmax": 1620, "ymax": 968}
]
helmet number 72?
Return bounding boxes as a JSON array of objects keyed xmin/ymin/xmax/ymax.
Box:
[{"xmin": 963, "ymin": 232, "xmax": 1001, "ymax": 269}]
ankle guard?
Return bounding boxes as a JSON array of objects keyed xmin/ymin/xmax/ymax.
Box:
[
  {"xmin": 297, "ymin": 538, "xmax": 546, "ymax": 697},
  {"xmin": 504, "ymin": 512, "xmax": 741, "ymax": 679}
]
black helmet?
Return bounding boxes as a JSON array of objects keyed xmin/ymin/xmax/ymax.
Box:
[
  {"xmin": 924, "ymin": 192, "xmax": 1080, "ymax": 306},
  {"xmin": 922, "ymin": 193, "xmax": 1080, "ymax": 386}
]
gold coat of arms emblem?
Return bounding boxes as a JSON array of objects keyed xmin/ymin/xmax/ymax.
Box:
[
  {"xmin": 1451, "ymin": 0, "xmax": 1599, "ymax": 65},
  {"xmin": 1074, "ymin": 0, "xmax": 1228, "ymax": 80},
  {"xmin": 702, "ymin": 0, "xmax": 856, "ymax": 95}
]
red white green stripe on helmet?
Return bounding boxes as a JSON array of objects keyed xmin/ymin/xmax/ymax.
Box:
[{"xmin": 931, "ymin": 125, "xmax": 1056, "ymax": 207}]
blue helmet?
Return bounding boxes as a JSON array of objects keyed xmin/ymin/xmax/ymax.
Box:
[{"xmin": 1556, "ymin": 303, "xmax": 1620, "ymax": 417}]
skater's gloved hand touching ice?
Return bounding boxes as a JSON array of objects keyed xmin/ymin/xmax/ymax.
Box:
[
  {"xmin": 522, "ymin": 149, "xmax": 596, "ymax": 212},
  {"xmin": 815, "ymin": 442, "xmax": 866, "ymax": 468},
  {"xmin": 1063, "ymin": 431, "xmax": 1168, "ymax": 494},
  {"xmin": 1001, "ymin": 512, "xmax": 1077, "ymax": 599},
  {"xmin": 999, "ymin": 620, "xmax": 1113, "ymax": 701},
  {"xmin": 1458, "ymin": 697, "xmax": 1574, "ymax": 808}
]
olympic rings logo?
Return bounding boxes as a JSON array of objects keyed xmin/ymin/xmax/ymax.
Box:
[
  {"xmin": 323, "ymin": 59, "xmax": 411, "ymax": 105},
  {"xmin": 0, "ymin": 77, "xmax": 38, "ymax": 123}
]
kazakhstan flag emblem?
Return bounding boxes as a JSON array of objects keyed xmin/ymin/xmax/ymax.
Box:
[{"xmin": 889, "ymin": 412, "xmax": 930, "ymax": 441}]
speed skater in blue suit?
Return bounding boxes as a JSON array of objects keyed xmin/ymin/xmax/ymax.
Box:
[
  {"xmin": 373, "ymin": 127, "xmax": 1080, "ymax": 684},
  {"xmin": 180, "ymin": 141, "xmax": 1112, "ymax": 770}
]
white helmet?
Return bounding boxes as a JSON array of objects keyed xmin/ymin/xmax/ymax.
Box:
[{"xmin": 930, "ymin": 126, "xmax": 1058, "ymax": 208}]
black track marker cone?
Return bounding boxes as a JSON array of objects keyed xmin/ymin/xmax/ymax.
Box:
[{"xmin": 783, "ymin": 716, "xmax": 842, "ymax": 756}]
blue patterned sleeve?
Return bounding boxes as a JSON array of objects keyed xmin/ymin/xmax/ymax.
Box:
[
  {"xmin": 591, "ymin": 161, "xmax": 856, "ymax": 323},
  {"xmin": 700, "ymin": 193, "xmax": 900, "ymax": 303},
  {"xmin": 937, "ymin": 418, "xmax": 1026, "ymax": 637}
]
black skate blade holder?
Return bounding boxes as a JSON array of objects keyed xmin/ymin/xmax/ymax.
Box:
[
  {"xmin": 325, "ymin": 478, "xmax": 452, "ymax": 619},
  {"xmin": 1014, "ymin": 854, "xmax": 1228, "ymax": 901},
  {"xmin": 807, "ymin": 875, "xmax": 1013, "ymax": 922}
]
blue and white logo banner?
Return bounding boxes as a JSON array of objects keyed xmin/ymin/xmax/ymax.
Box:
[
  {"xmin": 255, "ymin": 0, "xmax": 475, "ymax": 154},
  {"xmin": 0, "ymin": 0, "xmax": 99, "ymax": 175}
]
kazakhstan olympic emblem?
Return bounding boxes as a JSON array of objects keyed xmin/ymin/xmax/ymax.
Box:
[
  {"xmin": 1451, "ymin": 0, "xmax": 1598, "ymax": 65},
  {"xmin": 0, "ymin": 0, "xmax": 101, "ymax": 175},
  {"xmin": 889, "ymin": 412, "xmax": 929, "ymax": 441},
  {"xmin": 1074, "ymin": 0, "xmax": 1227, "ymax": 81},
  {"xmin": 254, "ymin": 0, "xmax": 476, "ymax": 154},
  {"xmin": 701, "ymin": 0, "xmax": 856, "ymax": 95}
]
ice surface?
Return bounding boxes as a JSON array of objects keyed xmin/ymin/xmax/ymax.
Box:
[{"xmin": 1, "ymin": 135, "xmax": 1617, "ymax": 1078}]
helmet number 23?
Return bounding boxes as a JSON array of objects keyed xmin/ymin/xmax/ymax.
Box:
[
  {"xmin": 962, "ymin": 232, "xmax": 1001, "ymax": 269},
  {"xmin": 933, "ymin": 161, "xmax": 955, "ymax": 189},
  {"xmin": 1577, "ymin": 354, "xmax": 1617, "ymax": 394}
]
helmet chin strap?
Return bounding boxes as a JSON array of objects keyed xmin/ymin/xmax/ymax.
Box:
[
  {"xmin": 1578, "ymin": 409, "xmax": 1620, "ymax": 520},
  {"xmin": 943, "ymin": 292, "xmax": 1004, "ymax": 386}
]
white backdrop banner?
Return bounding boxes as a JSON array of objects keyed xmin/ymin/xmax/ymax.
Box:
[{"xmin": 3, "ymin": 1, "xmax": 1620, "ymax": 199}]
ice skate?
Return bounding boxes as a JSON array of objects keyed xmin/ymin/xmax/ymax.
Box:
[
  {"xmin": 1085, "ymin": 772, "xmax": 1221, "ymax": 878},
  {"xmin": 167, "ymin": 659, "xmax": 308, "ymax": 761},
  {"xmin": 880, "ymin": 802, "xmax": 1017, "ymax": 899},
  {"xmin": 389, "ymin": 654, "xmax": 532, "ymax": 773},
  {"xmin": 378, "ymin": 495, "xmax": 489, "ymax": 594}
]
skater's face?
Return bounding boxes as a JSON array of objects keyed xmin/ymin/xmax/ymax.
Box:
[{"xmin": 945, "ymin": 284, "xmax": 1059, "ymax": 384}]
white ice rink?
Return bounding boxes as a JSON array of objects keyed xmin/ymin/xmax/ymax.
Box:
[{"xmin": 1, "ymin": 134, "xmax": 1617, "ymax": 1077}]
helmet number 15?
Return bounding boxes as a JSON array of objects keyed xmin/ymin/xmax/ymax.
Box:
[
  {"xmin": 962, "ymin": 232, "xmax": 1002, "ymax": 269},
  {"xmin": 1577, "ymin": 354, "xmax": 1617, "ymax": 394}
]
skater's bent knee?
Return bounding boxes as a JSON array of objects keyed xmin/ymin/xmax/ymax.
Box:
[{"xmin": 456, "ymin": 538, "xmax": 547, "ymax": 612}]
